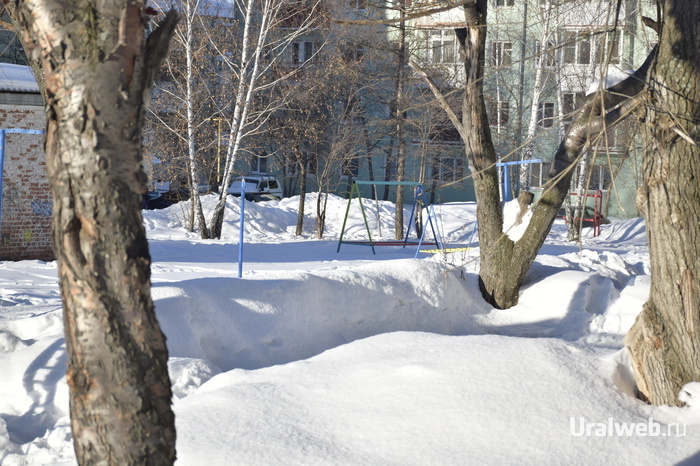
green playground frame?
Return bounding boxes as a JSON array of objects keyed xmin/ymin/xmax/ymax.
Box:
[{"xmin": 336, "ymin": 180, "xmax": 444, "ymax": 257}]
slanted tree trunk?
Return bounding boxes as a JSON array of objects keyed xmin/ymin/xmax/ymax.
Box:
[
  {"xmin": 625, "ymin": 1, "xmax": 700, "ymax": 406},
  {"xmin": 13, "ymin": 2, "xmax": 178, "ymax": 463}
]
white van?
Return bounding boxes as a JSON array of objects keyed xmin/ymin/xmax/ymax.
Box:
[{"xmin": 227, "ymin": 175, "xmax": 283, "ymax": 201}]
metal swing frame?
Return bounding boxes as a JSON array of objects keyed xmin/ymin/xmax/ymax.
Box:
[{"xmin": 336, "ymin": 180, "xmax": 444, "ymax": 257}]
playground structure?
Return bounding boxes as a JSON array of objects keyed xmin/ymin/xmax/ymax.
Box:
[
  {"xmin": 497, "ymin": 159, "xmax": 542, "ymax": 202},
  {"xmin": 558, "ymin": 190, "xmax": 604, "ymax": 237},
  {"xmin": 337, "ymin": 180, "xmax": 444, "ymax": 257}
]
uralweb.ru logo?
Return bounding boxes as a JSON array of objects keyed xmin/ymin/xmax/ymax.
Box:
[{"xmin": 570, "ymin": 417, "xmax": 686, "ymax": 437}]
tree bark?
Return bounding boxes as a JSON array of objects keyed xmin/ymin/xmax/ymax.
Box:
[
  {"xmin": 458, "ymin": 2, "xmax": 510, "ymax": 306},
  {"xmin": 182, "ymin": 0, "xmax": 210, "ymax": 238},
  {"xmin": 13, "ymin": 2, "xmax": 178, "ymax": 463},
  {"xmin": 625, "ymin": 0, "xmax": 700, "ymax": 406}
]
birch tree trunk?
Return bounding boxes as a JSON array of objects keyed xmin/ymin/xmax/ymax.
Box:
[
  {"xmin": 210, "ymin": 0, "xmax": 263, "ymax": 238},
  {"xmin": 182, "ymin": 0, "xmax": 209, "ymax": 238},
  {"xmin": 208, "ymin": 0, "xmax": 325, "ymax": 239},
  {"xmin": 393, "ymin": 1, "xmax": 407, "ymax": 240},
  {"xmin": 625, "ymin": 0, "xmax": 700, "ymax": 406},
  {"xmin": 519, "ymin": 3, "xmax": 553, "ymax": 193},
  {"xmin": 13, "ymin": 2, "xmax": 178, "ymax": 463}
]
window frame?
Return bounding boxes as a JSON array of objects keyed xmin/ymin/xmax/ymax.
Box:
[
  {"xmin": 292, "ymin": 41, "xmax": 316, "ymax": 65},
  {"xmin": 488, "ymin": 100, "xmax": 510, "ymax": 127},
  {"xmin": 251, "ymin": 152, "xmax": 268, "ymax": 174},
  {"xmin": 436, "ymin": 157, "xmax": 464, "ymax": 184},
  {"xmin": 422, "ymin": 29, "xmax": 458, "ymax": 64},
  {"xmin": 491, "ymin": 41, "xmax": 513, "ymax": 67},
  {"xmin": 537, "ymin": 102, "xmax": 555, "ymax": 128}
]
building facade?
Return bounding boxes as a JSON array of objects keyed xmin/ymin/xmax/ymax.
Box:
[
  {"xmin": 0, "ymin": 64, "xmax": 51, "ymax": 261},
  {"xmin": 405, "ymin": 0, "xmax": 656, "ymax": 216},
  {"xmin": 143, "ymin": 0, "xmax": 655, "ymax": 218}
]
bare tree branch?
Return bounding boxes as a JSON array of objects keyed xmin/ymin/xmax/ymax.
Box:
[{"xmin": 408, "ymin": 59, "xmax": 467, "ymax": 144}]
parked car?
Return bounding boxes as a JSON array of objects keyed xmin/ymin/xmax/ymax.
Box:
[
  {"xmin": 143, "ymin": 187, "xmax": 192, "ymax": 210},
  {"xmin": 227, "ymin": 175, "xmax": 283, "ymax": 202}
]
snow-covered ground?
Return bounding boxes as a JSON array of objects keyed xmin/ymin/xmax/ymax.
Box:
[{"xmin": 1, "ymin": 193, "xmax": 699, "ymax": 465}]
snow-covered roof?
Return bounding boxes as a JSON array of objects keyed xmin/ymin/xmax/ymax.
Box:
[{"xmin": 0, "ymin": 62, "xmax": 39, "ymax": 93}]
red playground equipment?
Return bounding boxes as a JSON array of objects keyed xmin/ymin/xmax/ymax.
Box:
[{"xmin": 559, "ymin": 190, "xmax": 604, "ymax": 237}]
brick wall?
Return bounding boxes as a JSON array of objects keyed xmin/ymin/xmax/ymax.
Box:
[{"xmin": 0, "ymin": 104, "xmax": 52, "ymax": 261}]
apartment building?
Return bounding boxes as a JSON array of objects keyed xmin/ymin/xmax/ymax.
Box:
[{"xmin": 406, "ymin": 0, "xmax": 656, "ymax": 215}]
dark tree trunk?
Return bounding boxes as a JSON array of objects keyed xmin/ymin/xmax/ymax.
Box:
[
  {"xmin": 458, "ymin": 2, "xmax": 511, "ymax": 307},
  {"xmin": 316, "ymin": 192, "xmax": 327, "ymax": 239},
  {"xmin": 625, "ymin": 0, "xmax": 700, "ymax": 406},
  {"xmin": 295, "ymin": 150, "xmax": 307, "ymax": 237},
  {"xmin": 13, "ymin": 2, "xmax": 178, "ymax": 463}
]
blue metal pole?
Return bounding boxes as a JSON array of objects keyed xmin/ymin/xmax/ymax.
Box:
[
  {"xmin": 238, "ymin": 178, "xmax": 245, "ymax": 278},
  {"xmin": 503, "ymin": 163, "xmax": 511, "ymax": 202},
  {"xmin": 0, "ymin": 130, "xmax": 5, "ymax": 234},
  {"xmin": 497, "ymin": 159, "xmax": 542, "ymax": 202}
]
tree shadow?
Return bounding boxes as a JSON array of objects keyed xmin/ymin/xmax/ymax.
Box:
[
  {"xmin": 482, "ymin": 274, "xmax": 610, "ymax": 341},
  {"xmin": 152, "ymin": 266, "xmax": 488, "ymax": 372},
  {"xmin": 2, "ymin": 338, "xmax": 66, "ymax": 444}
]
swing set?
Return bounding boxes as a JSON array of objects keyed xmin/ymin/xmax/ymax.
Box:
[{"xmin": 336, "ymin": 180, "xmax": 444, "ymax": 257}]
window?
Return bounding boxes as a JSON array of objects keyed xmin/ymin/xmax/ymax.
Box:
[
  {"xmin": 562, "ymin": 31, "xmax": 591, "ymax": 65},
  {"xmin": 343, "ymin": 42, "xmax": 364, "ymax": 63},
  {"xmin": 488, "ymin": 101, "xmax": 509, "ymax": 127},
  {"xmin": 596, "ymin": 33, "xmax": 620, "ymax": 65},
  {"xmin": 436, "ymin": 157, "xmax": 464, "ymax": 183},
  {"xmin": 491, "ymin": 41, "xmax": 512, "ymax": 67},
  {"xmin": 593, "ymin": 123, "xmax": 629, "ymax": 153},
  {"xmin": 251, "ymin": 152, "xmax": 268, "ymax": 173},
  {"xmin": 292, "ymin": 41, "xmax": 315, "ymax": 64},
  {"xmin": 428, "ymin": 124, "xmax": 461, "ymax": 144},
  {"xmin": 340, "ymin": 157, "xmax": 360, "ymax": 179},
  {"xmin": 589, "ymin": 164, "xmax": 612, "ymax": 191},
  {"xmin": 347, "ymin": 0, "xmax": 367, "ymax": 10},
  {"xmin": 286, "ymin": 152, "xmax": 317, "ymax": 176},
  {"xmin": 562, "ymin": 92, "xmax": 584, "ymax": 118},
  {"xmin": 528, "ymin": 160, "xmax": 545, "ymax": 188},
  {"xmin": 495, "ymin": 0, "xmax": 514, "ymax": 6},
  {"xmin": 534, "ymin": 40, "xmax": 555, "ymax": 67},
  {"xmin": 537, "ymin": 102, "xmax": 554, "ymax": 128},
  {"xmin": 563, "ymin": 30, "xmax": 620, "ymax": 66},
  {"xmin": 540, "ymin": 0, "xmax": 576, "ymax": 6},
  {"xmin": 422, "ymin": 30, "xmax": 458, "ymax": 64},
  {"xmin": 305, "ymin": 152, "xmax": 317, "ymax": 176}
]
